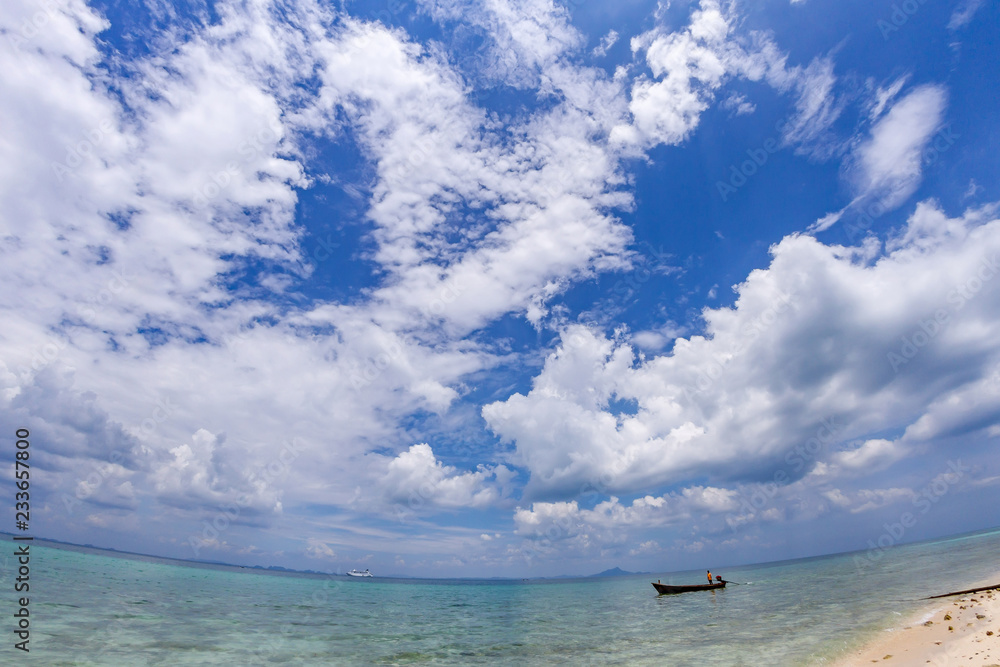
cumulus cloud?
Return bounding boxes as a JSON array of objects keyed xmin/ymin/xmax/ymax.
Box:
[
  {"xmin": 0, "ymin": 0, "xmax": 639, "ymax": 552},
  {"xmin": 513, "ymin": 487, "xmax": 740, "ymax": 543},
  {"xmin": 420, "ymin": 0, "xmax": 583, "ymax": 87},
  {"xmin": 305, "ymin": 538, "xmax": 337, "ymax": 560},
  {"xmin": 296, "ymin": 8, "xmax": 636, "ymax": 335},
  {"xmin": 629, "ymin": 539, "xmax": 660, "ymax": 556},
  {"xmin": 1, "ymin": 0, "xmax": 995, "ymax": 575},
  {"xmin": 592, "ymin": 29, "xmax": 619, "ymax": 58},
  {"xmin": 510, "ymin": 485, "xmax": 748, "ymax": 561},
  {"xmin": 611, "ymin": 0, "xmax": 845, "ymax": 158},
  {"xmin": 1, "ymin": 0, "xmax": 860, "ymax": 555},
  {"xmin": 376, "ymin": 443, "xmax": 513, "ymax": 511},
  {"xmin": 512, "ymin": 495, "xmax": 665, "ymax": 556},
  {"xmin": 486, "ymin": 202, "xmax": 1000, "ymax": 499},
  {"xmin": 612, "ymin": 0, "xmax": 730, "ymax": 148}
]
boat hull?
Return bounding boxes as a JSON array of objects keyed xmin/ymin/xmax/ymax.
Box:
[{"xmin": 651, "ymin": 581, "xmax": 726, "ymax": 595}]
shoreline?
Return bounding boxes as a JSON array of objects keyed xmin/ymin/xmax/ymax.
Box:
[{"xmin": 828, "ymin": 575, "xmax": 1000, "ymax": 666}]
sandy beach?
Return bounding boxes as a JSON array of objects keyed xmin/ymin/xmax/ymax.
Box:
[{"xmin": 831, "ymin": 580, "xmax": 1000, "ymax": 666}]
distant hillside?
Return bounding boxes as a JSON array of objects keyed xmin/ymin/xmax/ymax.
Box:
[{"xmin": 591, "ymin": 567, "xmax": 640, "ymax": 577}]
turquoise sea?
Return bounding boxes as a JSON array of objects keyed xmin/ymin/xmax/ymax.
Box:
[{"xmin": 4, "ymin": 527, "xmax": 1000, "ymax": 665}]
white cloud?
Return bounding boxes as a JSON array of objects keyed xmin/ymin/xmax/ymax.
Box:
[
  {"xmin": 1, "ymin": 0, "xmax": 995, "ymax": 576},
  {"xmin": 613, "ymin": 0, "xmax": 730, "ymax": 148},
  {"xmin": 295, "ymin": 11, "xmax": 637, "ymax": 335},
  {"xmin": 682, "ymin": 486, "xmax": 738, "ymax": 512},
  {"xmin": 971, "ymin": 475, "xmax": 1000, "ymax": 488},
  {"xmin": 631, "ymin": 321, "xmax": 686, "ymax": 352},
  {"xmin": 854, "ymin": 488, "xmax": 915, "ymax": 512},
  {"xmin": 592, "ymin": 29, "xmax": 619, "ymax": 58},
  {"xmin": 629, "ymin": 539, "xmax": 660, "ymax": 555},
  {"xmin": 810, "ymin": 84, "xmax": 948, "ymax": 232},
  {"xmin": 867, "ymin": 76, "xmax": 910, "ymax": 122},
  {"xmin": 823, "ymin": 487, "xmax": 914, "ymax": 514},
  {"xmin": 829, "ymin": 439, "xmax": 908, "ymax": 473},
  {"xmin": 515, "ymin": 494, "xmax": 665, "ymax": 537},
  {"xmin": 948, "ymin": 0, "xmax": 985, "ymax": 30},
  {"xmin": 852, "ymin": 85, "xmax": 948, "ymax": 209},
  {"xmin": 305, "ymin": 538, "xmax": 337, "ymax": 560},
  {"xmin": 809, "ymin": 210, "xmax": 844, "ymax": 233},
  {"xmin": 613, "ymin": 1, "xmax": 843, "ymax": 157},
  {"xmin": 510, "ymin": 486, "xmax": 740, "ymax": 560},
  {"xmin": 0, "ymin": 0, "xmax": 642, "ymax": 549},
  {"xmin": 721, "ymin": 92, "xmax": 755, "ymax": 116},
  {"xmin": 965, "ymin": 179, "xmax": 983, "ymax": 199},
  {"xmin": 376, "ymin": 443, "xmax": 512, "ymax": 511},
  {"xmin": 420, "ymin": 0, "xmax": 583, "ymax": 88},
  {"xmin": 486, "ymin": 202, "xmax": 1000, "ymax": 498},
  {"xmin": 778, "ymin": 57, "xmax": 842, "ymax": 158}
]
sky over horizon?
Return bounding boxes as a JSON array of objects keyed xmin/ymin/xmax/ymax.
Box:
[{"xmin": 1, "ymin": 0, "xmax": 999, "ymax": 577}]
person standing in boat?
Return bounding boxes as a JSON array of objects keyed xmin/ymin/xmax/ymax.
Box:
[{"xmin": 707, "ymin": 570, "xmax": 713, "ymax": 584}]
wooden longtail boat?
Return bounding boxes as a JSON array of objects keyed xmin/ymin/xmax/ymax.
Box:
[{"xmin": 651, "ymin": 581, "xmax": 726, "ymax": 595}]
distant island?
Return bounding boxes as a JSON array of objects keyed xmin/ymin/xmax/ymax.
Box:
[{"xmin": 590, "ymin": 567, "xmax": 646, "ymax": 577}]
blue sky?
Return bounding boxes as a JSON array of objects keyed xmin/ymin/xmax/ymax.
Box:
[{"xmin": 1, "ymin": 0, "xmax": 999, "ymax": 577}]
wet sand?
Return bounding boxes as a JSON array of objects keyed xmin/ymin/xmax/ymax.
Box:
[{"xmin": 831, "ymin": 581, "xmax": 1000, "ymax": 666}]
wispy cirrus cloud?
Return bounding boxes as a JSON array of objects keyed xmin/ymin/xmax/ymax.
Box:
[
  {"xmin": 948, "ymin": 0, "xmax": 985, "ymax": 30},
  {"xmin": 810, "ymin": 83, "xmax": 948, "ymax": 232}
]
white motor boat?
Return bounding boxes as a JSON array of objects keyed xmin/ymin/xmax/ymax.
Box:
[{"xmin": 347, "ymin": 568, "xmax": 373, "ymax": 577}]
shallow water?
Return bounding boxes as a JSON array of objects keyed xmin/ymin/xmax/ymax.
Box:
[{"xmin": 5, "ymin": 527, "xmax": 1000, "ymax": 665}]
